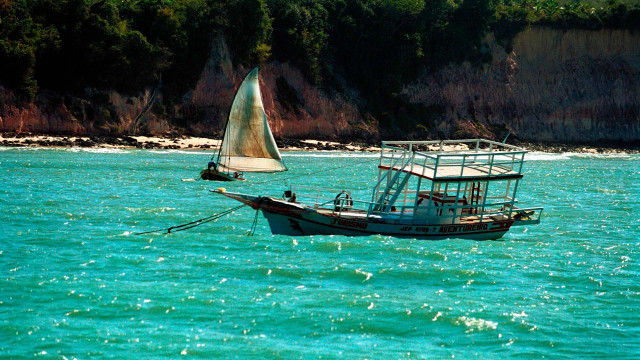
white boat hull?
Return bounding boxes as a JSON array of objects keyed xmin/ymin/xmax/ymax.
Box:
[
  {"xmin": 217, "ymin": 191, "xmax": 512, "ymax": 240},
  {"xmin": 261, "ymin": 210, "xmax": 510, "ymax": 240}
]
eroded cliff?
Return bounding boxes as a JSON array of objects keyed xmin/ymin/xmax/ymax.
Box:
[
  {"xmin": 185, "ymin": 37, "xmax": 373, "ymax": 140},
  {"xmin": 1, "ymin": 27, "xmax": 639, "ymax": 144},
  {"xmin": 0, "ymin": 87, "xmax": 169, "ymax": 136},
  {"xmin": 403, "ymin": 27, "xmax": 640, "ymax": 143}
]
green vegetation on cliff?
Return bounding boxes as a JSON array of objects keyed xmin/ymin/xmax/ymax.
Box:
[
  {"xmin": 1, "ymin": 0, "xmax": 639, "ymax": 133},
  {"xmin": 492, "ymin": 0, "xmax": 640, "ymax": 50}
]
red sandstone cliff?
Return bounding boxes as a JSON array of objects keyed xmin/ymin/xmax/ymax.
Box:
[
  {"xmin": 186, "ymin": 37, "xmax": 373, "ymax": 139},
  {"xmin": 403, "ymin": 27, "xmax": 640, "ymax": 142},
  {"xmin": 0, "ymin": 87, "xmax": 169, "ymax": 135},
  {"xmin": 1, "ymin": 27, "xmax": 639, "ymax": 143}
]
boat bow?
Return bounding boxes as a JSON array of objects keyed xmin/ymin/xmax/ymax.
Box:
[{"xmin": 211, "ymin": 189, "xmax": 263, "ymax": 209}]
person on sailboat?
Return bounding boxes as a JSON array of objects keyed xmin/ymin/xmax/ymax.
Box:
[{"xmin": 208, "ymin": 161, "xmax": 218, "ymax": 171}]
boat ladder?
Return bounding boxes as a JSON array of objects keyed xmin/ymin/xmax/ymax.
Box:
[{"xmin": 372, "ymin": 152, "xmax": 415, "ymax": 213}]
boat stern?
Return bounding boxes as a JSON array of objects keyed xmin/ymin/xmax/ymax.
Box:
[{"xmin": 509, "ymin": 206, "xmax": 544, "ymax": 226}]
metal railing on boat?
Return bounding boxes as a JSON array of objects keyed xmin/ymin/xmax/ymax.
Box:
[
  {"xmin": 379, "ymin": 140, "xmax": 527, "ymax": 181},
  {"xmin": 285, "ymin": 139, "xmax": 541, "ymax": 227}
]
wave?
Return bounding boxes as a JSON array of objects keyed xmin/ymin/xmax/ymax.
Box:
[
  {"xmin": 3, "ymin": 146, "xmax": 634, "ymax": 161},
  {"xmin": 65, "ymin": 147, "xmax": 130, "ymax": 154},
  {"xmin": 565, "ymin": 152, "xmax": 633, "ymax": 159},
  {"xmin": 288, "ymin": 151, "xmax": 637, "ymax": 160},
  {"xmin": 456, "ymin": 316, "xmax": 498, "ymax": 331},
  {"xmin": 525, "ymin": 152, "xmax": 571, "ymax": 161},
  {"xmin": 147, "ymin": 149, "xmax": 212, "ymax": 155},
  {"xmin": 526, "ymin": 152, "xmax": 635, "ymax": 161},
  {"xmin": 283, "ymin": 152, "xmax": 379, "ymax": 158},
  {"xmin": 1, "ymin": 146, "xmax": 130, "ymax": 154},
  {"xmin": 0, "ymin": 146, "xmax": 48, "ymax": 152}
]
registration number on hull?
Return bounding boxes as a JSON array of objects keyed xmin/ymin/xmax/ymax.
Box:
[{"xmin": 400, "ymin": 223, "xmax": 490, "ymax": 234}]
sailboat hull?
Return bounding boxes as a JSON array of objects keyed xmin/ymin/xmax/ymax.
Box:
[{"xmin": 200, "ymin": 170, "xmax": 245, "ymax": 182}]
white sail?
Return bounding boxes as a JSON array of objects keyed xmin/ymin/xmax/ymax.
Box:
[{"xmin": 217, "ymin": 67, "xmax": 287, "ymax": 173}]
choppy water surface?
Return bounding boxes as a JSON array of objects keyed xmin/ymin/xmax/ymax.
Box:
[{"xmin": 1, "ymin": 147, "xmax": 639, "ymax": 359}]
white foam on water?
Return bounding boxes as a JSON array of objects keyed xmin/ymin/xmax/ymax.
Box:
[
  {"xmin": 283, "ymin": 152, "xmax": 379, "ymax": 158},
  {"xmin": 1, "ymin": 146, "xmax": 129, "ymax": 154},
  {"xmin": 355, "ymin": 269, "xmax": 373, "ymax": 282},
  {"xmin": 566, "ymin": 152, "xmax": 632, "ymax": 159},
  {"xmin": 525, "ymin": 152, "xmax": 571, "ymax": 161},
  {"xmin": 457, "ymin": 316, "xmax": 498, "ymax": 331},
  {"xmin": 64, "ymin": 147, "xmax": 130, "ymax": 154},
  {"xmin": 526, "ymin": 151, "xmax": 634, "ymax": 161},
  {"xmin": 0, "ymin": 146, "xmax": 50, "ymax": 152},
  {"xmin": 148, "ymin": 149, "xmax": 212, "ymax": 155}
]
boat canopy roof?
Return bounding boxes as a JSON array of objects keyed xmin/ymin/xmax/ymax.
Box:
[{"xmin": 378, "ymin": 139, "xmax": 528, "ymax": 182}]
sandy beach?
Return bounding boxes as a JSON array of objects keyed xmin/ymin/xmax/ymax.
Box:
[
  {"xmin": 0, "ymin": 133, "xmax": 383, "ymax": 152},
  {"xmin": 1, "ymin": 134, "xmax": 219, "ymax": 150},
  {"xmin": 1, "ymin": 132, "xmax": 636, "ymax": 154}
]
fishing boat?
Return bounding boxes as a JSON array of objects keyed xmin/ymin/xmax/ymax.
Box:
[
  {"xmin": 201, "ymin": 67, "xmax": 287, "ymax": 181},
  {"xmin": 214, "ymin": 139, "xmax": 543, "ymax": 240}
]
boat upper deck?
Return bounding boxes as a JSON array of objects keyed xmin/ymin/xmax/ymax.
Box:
[{"xmin": 379, "ymin": 139, "xmax": 527, "ymax": 181}]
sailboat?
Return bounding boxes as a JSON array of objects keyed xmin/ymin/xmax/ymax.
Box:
[{"xmin": 201, "ymin": 67, "xmax": 287, "ymax": 181}]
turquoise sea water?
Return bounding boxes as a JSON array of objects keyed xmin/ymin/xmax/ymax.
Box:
[{"xmin": 1, "ymin": 147, "xmax": 639, "ymax": 359}]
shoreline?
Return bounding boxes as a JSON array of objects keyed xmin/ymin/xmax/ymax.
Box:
[
  {"xmin": 1, "ymin": 133, "xmax": 637, "ymax": 154},
  {"xmin": 0, "ymin": 133, "xmax": 386, "ymax": 152}
]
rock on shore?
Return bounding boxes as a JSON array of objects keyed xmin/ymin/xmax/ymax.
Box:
[{"xmin": 1, "ymin": 132, "xmax": 637, "ymax": 154}]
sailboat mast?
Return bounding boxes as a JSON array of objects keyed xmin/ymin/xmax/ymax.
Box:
[{"xmin": 215, "ymin": 116, "xmax": 229, "ymax": 168}]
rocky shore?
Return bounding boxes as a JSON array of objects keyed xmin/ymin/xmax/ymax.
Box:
[
  {"xmin": 1, "ymin": 132, "xmax": 638, "ymax": 154},
  {"xmin": 511, "ymin": 140, "xmax": 639, "ymax": 154},
  {"xmin": 0, "ymin": 132, "xmax": 382, "ymax": 152}
]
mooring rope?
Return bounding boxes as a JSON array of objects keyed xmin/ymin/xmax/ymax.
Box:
[
  {"xmin": 166, "ymin": 156, "xmax": 377, "ymax": 235},
  {"xmin": 133, "ymin": 204, "xmax": 247, "ymax": 235},
  {"xmin": 248, "ymin": 209, "xmax": 260, "ymax": 236}
]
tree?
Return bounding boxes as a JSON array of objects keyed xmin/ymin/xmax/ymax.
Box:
[
  {"xmin": 270, "ymin": 0, "xmax": 329, "ymax": 83},
  {"xmin": 0, "ymin": 0, "xmax": 40, "ymax": 99},
  {"xmin": 226, "ymin": 0, "xmax": 272, "ymax": 65}
]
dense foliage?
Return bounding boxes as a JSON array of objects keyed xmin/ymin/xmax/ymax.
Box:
[
  {"xmin": 492, "ymin": 0, "xmax": 640, "ymax": 50},
  {"xmin": 0, "ymin": 0, "xmax": 269, "ymax": 99},
  {"xmin": 1, "ymin": 0, "xmax": 639, "ymax": 129}
]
